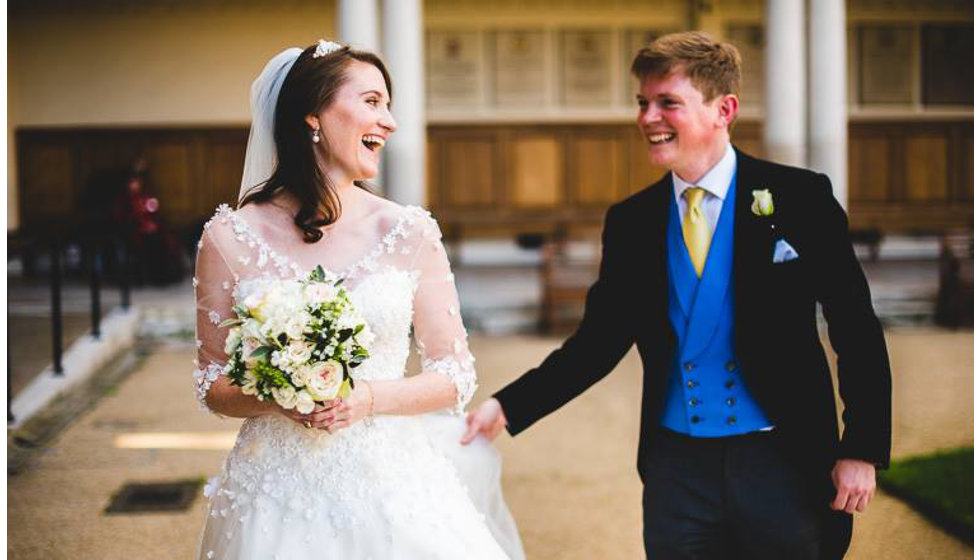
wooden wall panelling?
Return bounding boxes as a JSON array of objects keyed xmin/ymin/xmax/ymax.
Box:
[
  {"xmin": 426, "ymin": 135, "xmax": 440, "ymax": 209},
  {"xmin": 441, "ymin": 131, "xmax": 498, "ymax": 209},
  {"xmin": 961, "ymin": 131, "xmax": 973, "ymax": 202},
  {"xmin": 15, "ymin": 120, "xmax": 972, "ymax": 240},
  {"xmin": 509, "ymin": 131, "xmax": 563, "ymax": 209},
  {"xmin": 204, "ymin": 129, "xmax": 248, "ymax": 215},
  {"xmin": 950, "ymin": 122, "xmax": 973, "ymax": 203},
  {"xmin": 849, "ymin": 133, "xmax": 891, "ymax": 202},
  {"xmin": 904, "ymin": 130, "xmax": 948, "ymax": 202},
  {"xmin": 570, "ymin": 128, "xmax": 628, "ymax": 206},
  {"xmin": 76, "ymin": 131, "xmax": 141, "ymax": 190},
  {"xmin": 145, "ymin": 136, "xmax": 194, "ymax": 227},
  {"xmin": 18, "ymin": 138, "xmax": 76, "ymax": 228}
]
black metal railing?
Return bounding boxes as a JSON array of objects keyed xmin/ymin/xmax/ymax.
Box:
[{"xmin": 8, "ymin": 232, "xmax": 133, "ymax": 424}]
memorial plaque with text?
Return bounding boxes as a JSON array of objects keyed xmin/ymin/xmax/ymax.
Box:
[
  {"xmin": 561, "ymin": 30, "xmax": 613, "ymax": 106},
  {"xmin": 427, "ymin": 30, "xmax": 483, "ymax": 108},
  {"xmin": 859, "ymin": 25, "xmax": 914, "ymax": 104},
  {"xmin": 492, "ymin": 29, "xmax": 548, "ymax": 107}
]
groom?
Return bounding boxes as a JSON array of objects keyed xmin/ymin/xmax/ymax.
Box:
[{"xmin": 463, "ymin": 31, "xmax": 891, "ymax": 559}]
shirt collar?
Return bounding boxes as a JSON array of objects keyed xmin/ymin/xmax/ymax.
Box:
[{"xmin": 672, "ymin": 143, "xmax": 736, "ymax": 203}]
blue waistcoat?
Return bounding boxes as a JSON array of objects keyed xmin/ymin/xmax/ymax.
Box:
[{"xmin": 659, "ymin": 175, "xmax": 772, "ymax": 436}]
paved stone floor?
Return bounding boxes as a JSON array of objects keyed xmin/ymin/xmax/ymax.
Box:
[{"xmin": 6, "ymin": 328, "xmax": 972, "ymax": 559}]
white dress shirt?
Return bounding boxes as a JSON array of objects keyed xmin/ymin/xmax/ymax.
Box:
[{"xmin": 672, "ymin": 143, "xmax": 737, "ymax": 241}]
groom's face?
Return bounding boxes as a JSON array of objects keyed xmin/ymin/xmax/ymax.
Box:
[{"xmin": 636, "ymin": 69, "xmax": 733, "ymax": 176}]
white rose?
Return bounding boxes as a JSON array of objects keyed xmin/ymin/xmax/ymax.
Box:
[
  {"xmin": 224, "ymin": 326, "xmax": 242, "ymax": 356},
  {"xmin": 305, "ymin": 360, "xmax": 344, "ymax": 401},
  {"xmin": 287, "ymin": 341, "xmax": 313, "ymax": 364},
  {"xmin": 295, "ymin": 388, "xmax": 316, "ymax": 414},
  {"xmin": 290, "ymin": 365, "xmax": 311, "ymax": 387},
  {"xmin": 751, "ymin": 189, "xmax": 774, "ymax": 216},
  {"xmin": 240, "ymin": 369, "xmax": 259, "ymax": 396},
  {"xmin": 283, "ymin": 314, "xmax": 309, "ymax": 341},
  {"xmin": 272, "ymin": 385, "xmax": 299, "ymax": 410}
]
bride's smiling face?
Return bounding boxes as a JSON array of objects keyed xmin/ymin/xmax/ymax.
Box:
[{"xmin": 308, "ymin": 60, "xmax": 396, "ymax": 181}]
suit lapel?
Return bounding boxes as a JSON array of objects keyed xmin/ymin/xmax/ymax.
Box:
[{"xmin": 638, "ymin": 176, "xmax": 673, "ymax": 320}]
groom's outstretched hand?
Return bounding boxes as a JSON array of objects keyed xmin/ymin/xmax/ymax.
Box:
[
  {"xmin": 461, "ymin": 398, "xmax": 508, "ymax": 445},
  {"xmin": 830, "ymin": 459, "xmax": 877, "ymax": 514}
]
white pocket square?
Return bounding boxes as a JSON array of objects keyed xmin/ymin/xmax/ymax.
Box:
[{"xmin": 772, "ymin": 238, "xmax": 800, "ymax": 263}]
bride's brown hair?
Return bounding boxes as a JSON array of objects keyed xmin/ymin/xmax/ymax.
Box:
[{"xmin": 239, "ymin": 43, "xmax": 393, "ymax": 243}]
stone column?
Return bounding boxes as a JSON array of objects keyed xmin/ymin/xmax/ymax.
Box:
[
  {"xmin": 382, "ymin": 0, "xmax": 426, "ymax": 206},
  {"xmin": 337, "ymin": 0, "xmax": 379, "ymax": 51},
  {"xmin": 808, "ymin": 0, "xmax": 849, "ymax": 209},
  {"xmin": 763, "ymin": 0, "xmax": 807, "ymax": 167}
]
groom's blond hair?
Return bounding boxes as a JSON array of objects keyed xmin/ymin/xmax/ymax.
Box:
[{"xmin": 631, "ymin": 31, "xmax": 741, "ymax": 102}]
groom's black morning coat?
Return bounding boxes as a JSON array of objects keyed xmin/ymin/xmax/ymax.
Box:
[{"xmin": 495, "ymin": 149, "xmax": 892, "ymax": 477}]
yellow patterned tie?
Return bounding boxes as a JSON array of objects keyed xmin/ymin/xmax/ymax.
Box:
[{"xmin": 682, "ymin": 187, "xmax": 710, "ymax": 277}]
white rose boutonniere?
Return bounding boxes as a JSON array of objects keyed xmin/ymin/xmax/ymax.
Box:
[{"xmin": 751, "ymin": 189, "xmax": 774, "ymax": 217}]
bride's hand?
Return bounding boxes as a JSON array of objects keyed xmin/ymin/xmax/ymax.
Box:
[
  {"xmin": 322, "ymin": 381, "xmax": 374, "ymax": 433},
  {"xmin": 282, "ymin": 399, "xmax": 343, "ymax": 430}
]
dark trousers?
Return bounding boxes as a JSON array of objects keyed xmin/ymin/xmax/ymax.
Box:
[{"xmin": 641, "ymin": 428, "xmax": 852, "ymax": 560}]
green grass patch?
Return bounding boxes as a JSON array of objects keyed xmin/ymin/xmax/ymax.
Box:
[{"xmin": 878, "ymin": 446, "xmax": 973, "ymax": 544}]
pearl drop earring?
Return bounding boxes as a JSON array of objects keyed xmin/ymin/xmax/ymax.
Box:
[{"xmin": 312, "ymin": 128, "xmax": 321, "ymax": 144}]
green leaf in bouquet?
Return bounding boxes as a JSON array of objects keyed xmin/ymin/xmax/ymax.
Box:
[
  {"xmin": 333, "ymin": 277, "xmax": 344, "ymax": 287},
  {"xmin": 349, "ymin": 349, "xmax": 368, "ymax": 368},
  {"xmin": 226, "ymin": 360, "xmax": 246, "ymax": 386},
  {"xmin": 311, "ymin": 265, "xmax": 326, "ymax": 282},
  {"xmin": 337, "ymin": 328, "xmax": 353, "ymax": 343},
  {"xmin": 232, "ymin": 304, "xmax": 249, "ymax": 318},
  {"xmin": 218, "ymin": 318, "xmax": 243, "ymax": 328},
  {"xmin": 353, "ymin": 324, "xmax": 364, "ymax": 335},
  {"xmin": 250, "ymin": 345, "xmax": 274, "ymax": 360}
]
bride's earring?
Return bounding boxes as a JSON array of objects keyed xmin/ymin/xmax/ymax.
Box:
[{"xmin": 312, "ymin": 128, "xmax": 321, "ymax": 144}]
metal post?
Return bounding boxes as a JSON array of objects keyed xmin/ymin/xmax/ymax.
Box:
[
  {"xmin": 50, "ymin": 241, "xmax": 64, "ymax": 376},
  {"xmin": 90, "ymin": 240, "xmax": 102, "ymax": 339},
  {"xmin": 120, "ymin": 237, "xmax": 131, "ymax": 310},
  {"xmin": 8, "ymin": 330, "xmax": 13, "ymax": 423}
]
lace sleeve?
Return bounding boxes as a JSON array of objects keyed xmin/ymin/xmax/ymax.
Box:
[
  {"xmin": 193, "ymin": 213, "xmax": 238, "ymax": 413},
  {"xmin": 409, "ymin": 213, "xmax": 476, "ymax": 415}
]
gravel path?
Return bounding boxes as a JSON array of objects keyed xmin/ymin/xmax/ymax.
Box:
[{"xmin": 7, "ymin": 330, "xmax": 972, "ymax": 559}]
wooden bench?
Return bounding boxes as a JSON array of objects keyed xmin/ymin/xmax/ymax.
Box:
[
  {"xmin": 536, "ymin": 229, "xmax": 601, "ymax": 335},
  {"xmin": 936, "ymin": 231, "xmax": 973, "ymax": 328}
]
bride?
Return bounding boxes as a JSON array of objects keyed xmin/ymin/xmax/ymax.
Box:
[{"xmin": 193, "ymin": 40, "xmax": 524, "ymax": 559}]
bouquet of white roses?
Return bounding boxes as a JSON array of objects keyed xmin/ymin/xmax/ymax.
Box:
[{"xmin": 220, "ymin": 266, "xmax": 373, "ymax": 414}]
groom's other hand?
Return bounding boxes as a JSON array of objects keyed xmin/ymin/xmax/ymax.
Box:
[
  {"xmin": 461, "ymin": 398, "xmax": 507, "ymax": 445},
  {"xmin": 830, "ymin": 459, "xmax": 877, "ymax": 514}
]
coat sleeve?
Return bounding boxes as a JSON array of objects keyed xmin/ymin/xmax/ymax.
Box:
[
  {"xmin": 811, "ymin": 175, "xmax": 892, "ymax": 468},
  {"xmin": 494, "ymin": 204, "xmax": 637, "ymax": 435}
]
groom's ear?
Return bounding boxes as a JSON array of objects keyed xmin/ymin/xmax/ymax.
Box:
[{"xmin": 717, "ymin": 94, "xmax": 739, "ymax": 129}]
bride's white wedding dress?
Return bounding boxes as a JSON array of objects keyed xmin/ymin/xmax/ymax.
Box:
[{"xmin": 193, "ymin": 200, "xmax": 523, "ymax": 559}]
